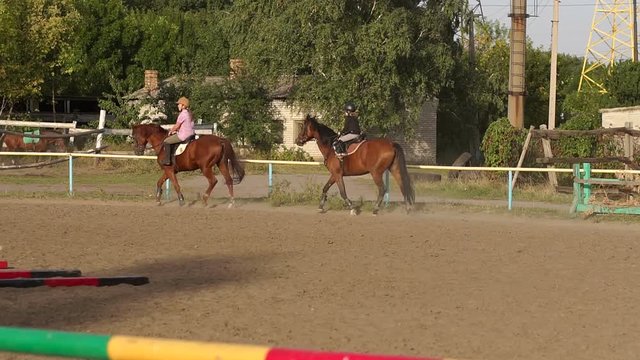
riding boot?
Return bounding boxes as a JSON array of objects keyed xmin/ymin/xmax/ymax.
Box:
[
  {"xmin": 162, "ymin": 143, "xmax": 172, "ymax": 165},
  {"xmin": 334, "ymin": 141, "xmax": 346, "ymax": 156}
]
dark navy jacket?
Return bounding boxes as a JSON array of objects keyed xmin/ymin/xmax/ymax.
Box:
[{"xmin": 340, "ymin": 115, "xmax": 361, "ymax": 135}]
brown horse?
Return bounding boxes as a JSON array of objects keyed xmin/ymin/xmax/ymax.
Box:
[
  {"xmin": 131, "ymin": 124, "xmax": 245, "ymax": 207},
  {"xmin": 295, "ymin": 114, "xmax": 414, "ymax": 215},
  {"xmin": 0, "ymin": 130, "xmax": 67, "ymax": 152}
]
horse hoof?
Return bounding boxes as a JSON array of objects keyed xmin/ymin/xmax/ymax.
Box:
[
  {"xmin": 227, "ymin": 202, "xmax": 234, "ymax": 209},
  {"xmin": 350, "ymin": 209, "xmax": 357, "ymax": 216}
]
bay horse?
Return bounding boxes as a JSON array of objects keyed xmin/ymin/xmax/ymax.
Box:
[
  {"xmin": 295, "ymin": 114, "xmax": 414, "ymax": 215},
  {"xmin": 131, "ymin": 124, "xmax": 245, "ymax": 207},
  {"xmin": 0, "ymin": 130, "xmax": 67, "ymax": 152}
]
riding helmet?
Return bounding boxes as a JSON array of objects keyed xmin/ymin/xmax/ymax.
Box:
[
  {"xmin": 176, "ymin": 96, "xmax": 190, "ymax": 108},
  {"xmin": 344, "ymin": 102, "xmax": 357, "ymax": 112}
]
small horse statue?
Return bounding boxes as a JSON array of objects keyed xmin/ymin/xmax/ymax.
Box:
[
  {"xmin": 131, "ymin": 124, "xmax": 245, "ymax": 207},
  {"xmin": 295, "ymin": 114, "xmax": 414, "ymax": 215}
]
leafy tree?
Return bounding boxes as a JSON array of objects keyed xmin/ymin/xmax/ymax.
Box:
[
  {"xmin": 223, "ymin": 0, "xmax": 467, "ymax": 135},
  {"xmin": 183, "ymin": 12, "xmax": 230, "ymax": 76},
  {"xmin": 0, "ymin": 0, "xmax": 79, "ymax": 113},
  {"xmin": 438, "ymin": 19, "xmax": 509, "ymax": 163},
  {"xmin": 219, "ymin": 76, "xmax": 283, "ymax": 151},
  {"xmin": 67, "ymin": 0, "xmax": 140, "ymax": 95},
  {"xmin": 98, "ymin": 76, "xmax": 144, "ymax": 129},
  {"xmin": 124, "ymin": 0, "xmax": 231, "ymax": 11},
  {"xmin": 606, "ymin": 60, "xmax": 640, "ymax": 106}
]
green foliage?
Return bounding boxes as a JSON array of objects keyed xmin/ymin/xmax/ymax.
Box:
[
  {"xmin": 224, "ymin": 0, "xmax": 467, "ymax": 135},
  {"xmin": 555, "ymin": 90, "xmax": 620, "ymax": 162},
  {"xmin": 556, "ymin": 116, "xmax": 597, "ymax": 157},
  {"xmin": 190, "ymin": 78, "xmax": 225, "ymax": 125},
  {"xmin": 268, "ymin": 179, "xmax": 323, "ymax": 207},
  {"xmin": 561, "ymin": 89, "xmax": 616, "ymax": 128},
  {"xmin": 606, "ymin": 60, "xmax": 640, "ymax": 106},
  {"xmin": 67, "ymin": 0, "xmax": 139, "ymax": 95},
  {"xmin": 480, "ymin": 117, "xmax": 527, "ymax": 167},
  {"xmin": 219, "ymin": 76, "xmax": 283, "ymax": 151},
  {"xmin": 0, "ymin": 0, "xmax": 80, "ymax": 104},
  {"xmin": 253, "ymin": 146, "xmax": 313, "ymax": 162},
  {"xmin": 98, "ymin": 76, "xmax": 143, "ymax": 129}
]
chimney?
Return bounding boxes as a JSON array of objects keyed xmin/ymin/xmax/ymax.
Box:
[
  {"xmin": 229, "ymin": 59, "xmax": 245, "ymax": 79},
  {"xmin": 144, "ymin": 70, "xmax": 159, "ymax": 91}
]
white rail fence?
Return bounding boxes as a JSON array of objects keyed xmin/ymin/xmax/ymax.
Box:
[
  {"xmin": 2, "ymin": 150, "xmax": 640, "ymax": 211},
  {"xmin": 3, "ymin": 113, "xmax": 640, "ymax": 210}
]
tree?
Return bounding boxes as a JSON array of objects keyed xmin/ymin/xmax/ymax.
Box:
[
  {"xmin": 222, "ymin": 0, "xmax": 467, "ymax": 135},
  {"xmin": 219, "ymin": 76, "xmax": 283, "ymax": 151},
  {"xmin": 606, "ymin": 60, "xmax": 640, "ymax": 106},
  {"xmin": 66, "ymin": 0, "xmax": 140, "ymax": 95},
  {"xmin": 0, "ymin": 0, "xmax": 79, "ymax": 114},
  {"xmin": 437, "ymin": 19, "xmax": 509, "ymax": 163}
]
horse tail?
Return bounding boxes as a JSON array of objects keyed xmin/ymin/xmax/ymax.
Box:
[
  {"xmin": 391, "ymin": 143, "xmax": 415, "ymax": 205},
  {"xmin": 221, "ymin": 138, "xmax": 245, "ymax": 185}
]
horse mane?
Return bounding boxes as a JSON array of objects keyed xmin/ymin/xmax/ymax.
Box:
[
  {"xmin": 307, "ymin": 115, "xmax": 337, "ymax": 146},
  {"xmin": 136, "ymin": 123, "xmax": 167, "ymax": 136}
]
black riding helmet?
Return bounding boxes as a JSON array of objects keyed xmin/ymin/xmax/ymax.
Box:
[{"xmin": 344, "ymin": 102, "xmax": 357, "ymax": 112}]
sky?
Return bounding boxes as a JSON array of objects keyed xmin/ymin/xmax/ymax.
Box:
[{"xmin": 480, "ymin": 1, "xmax": 598, "ymax": 57}]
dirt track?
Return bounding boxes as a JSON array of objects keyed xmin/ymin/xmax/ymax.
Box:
[{"xmin": 1, "ymin": 198, "xmax": 640, "ymax": 360}]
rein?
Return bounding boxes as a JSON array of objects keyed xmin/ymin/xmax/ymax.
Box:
[{"xmin": 140, "ymin": 128, "xmax": 168, "ymax": 154}]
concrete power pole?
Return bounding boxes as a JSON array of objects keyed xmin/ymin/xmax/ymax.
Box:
[
  {"xmin": 548, "ymin": 0, "xmax": 560, "ymax": 130},
  {"xmin": 508, "ymin": 0, "xmax": 527, "ymax": 129}
]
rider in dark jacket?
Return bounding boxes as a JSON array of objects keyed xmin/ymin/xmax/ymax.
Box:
[{"xmin": 334, "ymin": 102, "xmax": 361, "ymax": 156}]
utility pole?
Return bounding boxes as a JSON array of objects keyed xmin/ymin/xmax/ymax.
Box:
[
  {"xmin": 508, "ymin": 0, "xmax": 527, "ymax": 129},
  {"xmin": 634, "ymin": 0, "xmax": 638, "ymax": 61},
  {"xmin": 548, "ymin": 0, "xmax": 560, "ymax": 130}
]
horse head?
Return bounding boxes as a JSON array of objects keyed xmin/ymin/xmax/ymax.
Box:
[
  {"xmin": 51, "ymin": 137, "xmax": 67, "ymax": 152},
  {"xmin": 131, "ymin": 124, "xmax": 150, "ymax": 155},
  {"xmin": 295, "ymin": 114, "xmax": 337, "ymax": 148},
  {"xmin": 296, "ymin": 114, "xmax": 319, "ymax": 146}
]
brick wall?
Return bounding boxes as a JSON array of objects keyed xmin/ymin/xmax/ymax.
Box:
[
  {"xmin": 388, "ymin": 99, "xmax": 438, "ymax": 165},
  {"xmin": 272, "ymin": 100, "xmax": 323, "ymax": 159}
]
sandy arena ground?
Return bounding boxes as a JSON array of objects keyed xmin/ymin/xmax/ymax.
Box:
[{"xmin": 1, "ymin": 197, "xmax": 640, "ymax": 360}]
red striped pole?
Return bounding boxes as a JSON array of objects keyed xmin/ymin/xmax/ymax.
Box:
[
  {"xmin": 0, "ymin": 276, "xmax": 149, "ymax": 288},
  {"xmin": 0, "ymin": 269, "xmax": 81, "ymax": 279}
]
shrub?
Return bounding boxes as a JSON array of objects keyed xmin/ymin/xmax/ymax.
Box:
[{"xmin": 481, "ymin": 117, "xmax": 527, "ymax": 167}]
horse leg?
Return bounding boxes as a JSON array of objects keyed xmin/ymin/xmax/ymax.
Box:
[
  {"xmin": 336, "ymin": 176, "xmax": 356, "ymax": 215},
  {"xmin": 166, "ymin": 171, "xmax": 185, "ymax": 206},
  {"xmin": 371, "ymin": 171, "xmax": 386, "ymax": 215},
  {"xmin": 202, "ymin": 167, "xmax": 218, "ymax": 206},
  {"xmin": 217, "ymin": 161, "xmax": 235, "ymax": 208},
  {"xmin": 318, "ymin": 177, "xmax": 336, "ymax": 213},
  {"xmin": 155, "ymin": 173, "xmax": 168, "ymax": 205}
]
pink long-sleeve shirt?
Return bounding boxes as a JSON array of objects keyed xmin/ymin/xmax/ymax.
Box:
[{"xmin": 176, "ymin": 109, "xmax": 195, "ymax": 141}]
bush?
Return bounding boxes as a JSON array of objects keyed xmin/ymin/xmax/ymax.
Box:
[{"xmin": 481, "ymin": 117, "xmax": 527, "ymax": 167}]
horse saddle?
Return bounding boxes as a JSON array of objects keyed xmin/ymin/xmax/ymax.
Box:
[
  {"xmin": 333, "ymin": 134, "xmax": 367, "ymax": 158},
  {"xmin": 23, "ymin": 130, "xmax": 41, "ymax": 144},
  {"xmin": 174, "ymin": 135, "xmax": 198, "ymax": 156}
]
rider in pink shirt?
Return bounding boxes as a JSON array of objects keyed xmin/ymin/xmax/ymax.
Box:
[{"xmin": 162, "ymin": 96, "xmax": 195, "ymax": 165}]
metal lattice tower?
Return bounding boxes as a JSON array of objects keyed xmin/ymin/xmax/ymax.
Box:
[{"xmin": 578, "ymin": 0, "xmax": 637, "ymax": 93}]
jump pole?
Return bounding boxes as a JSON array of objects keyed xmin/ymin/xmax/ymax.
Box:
[
  {"xmin": 0, "ymin": 326, "xmax": 454, "ymax": 360},
  {"xmin": 0, "ymin": 276, "xmax": 149, "ymax": 288},
  {"xmin": 0, "ymin": 269, "xmax": 81, "ymax": 279}
]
